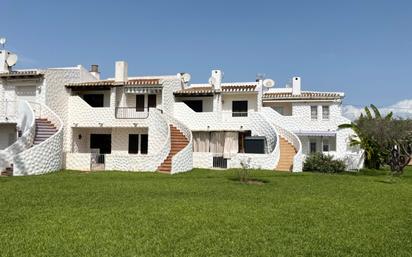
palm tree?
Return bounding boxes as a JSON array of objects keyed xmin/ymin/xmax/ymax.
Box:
[{"xmin": 339, "ymin": 105, "xmax": 393, "ymax": 169}]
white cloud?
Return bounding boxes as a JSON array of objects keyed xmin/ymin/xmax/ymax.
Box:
[{"xmin": 343, "ymin": 99, "xmax": 412, "ymax": 121}]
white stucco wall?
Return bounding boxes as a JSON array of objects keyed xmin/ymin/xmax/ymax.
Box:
[
  {"xmin": 174, "ymin": 96, "xmax": 214, "ymax": 112},
  {"xmin": 221, "ymin": 93, "xmax": 258, "ymax": 112}
]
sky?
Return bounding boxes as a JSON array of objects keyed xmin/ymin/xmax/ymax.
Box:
[{"xmin": 2, "ymin": 0, "xmax": 412, "ymax": 114}]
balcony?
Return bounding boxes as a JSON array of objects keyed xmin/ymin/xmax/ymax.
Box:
[
  {"xmin": 115, "ymin": 107, "xmax": 150, "ymax": 119},
  {"xmin": 173, "ymin": 102, "xmax": 254, "ymax": 131},
  {"xmin": 68, "ymin": 96, "xmax": 151, "ymax": 127}
]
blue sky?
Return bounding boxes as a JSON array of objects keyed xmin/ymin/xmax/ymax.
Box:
[{"xmin": 3, "ymin": 0, "xmax": 412, "ymax": 107}]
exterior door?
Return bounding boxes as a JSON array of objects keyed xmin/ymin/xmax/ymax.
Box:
[
  {"xmin": 136, "ymin": 95, "xmax": 145, "ymax": 112},
  {"xmin": 90, "ymin": 134, "xmax": 112, "ymax": 154},
  {"xmin": 148, "ymin": 94, "xmax": 157, "ymax": 109}
]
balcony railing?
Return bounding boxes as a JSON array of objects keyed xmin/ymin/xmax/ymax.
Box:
[
  {"xmin": 231, "ymin": 111, "xmax": 248, "ymax": 117},
  {"xmin": 115, "ymin": 107, "xmax": 150, "ymax": 119}
]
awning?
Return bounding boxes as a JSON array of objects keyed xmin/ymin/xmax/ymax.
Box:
[
  {"xmin": 294, "ymin": 131, "xmax": 337, "ymax": 137},
  {"xmin": 124, "ymin": 87, "xmax": 162, "ymax": 94}
]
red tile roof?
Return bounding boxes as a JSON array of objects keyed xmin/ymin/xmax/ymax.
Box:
[
  {"xmin": 174, "ymin": 84, "xmax": 257, "ymax": 95},
  {"xmin": 0, "ymin": 70, "xmax": 44, "ymax": 78},
  {"xmin": 263, "ymin": 91, "xmax": 343, "ymax": 100},
  {"xmin": 66, "ymin": 78, "xmax": 161, "ymax": 88}
]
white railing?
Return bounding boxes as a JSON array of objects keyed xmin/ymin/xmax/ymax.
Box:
[
  {"xmin": 174, "ymin": 102, "xmax": 257, "ymax": 131},
  {"xmin": 0, "ymin": 101, "xmax": 36, "ymax": 170},
  {"xmin": 68, "ymin": 96, "xmax": 114, "ymax": 125},
  {"xmin": 262, "ymin": 107, "xmax": 303, "ymax": 172},
  {"xmin": 150, "ymin": 109, "xmax": 171, "ymax": 170},
  {"xmin": 343, "ymin": 152, "xmax": 365, "ymax": 171},
  {"xmin": 162, "ymin": 111, "xmax": 193, "ymax": 174},
  {"xmin": 13, "ymin": 102, "xmax": 64, "ymax": 176},
  {"xmin": 115, "ymin": 107, "xmax": 150, "ymax": 119},
  {"xmin": 229, "ymin": 112, "xmax": 280, "ymax": 170}
]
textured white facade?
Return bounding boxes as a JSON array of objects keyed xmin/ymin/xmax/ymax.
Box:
[
  {"xmin": 0, "ymin": 101, "xmax": 35, "ymax": 170},
  {"xmin": 13, "ymin": 103, "xmax": 64, "ymax": 176},
  {"xmin": 0, "ymin": 55, "xmax": 362, "ymax": 175}
]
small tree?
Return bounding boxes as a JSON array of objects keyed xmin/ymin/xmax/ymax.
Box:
[
  {"xmin": 339, "ymin": 105, "xmax": 392, "ymax": 169},
  {"xmin": 340, "ymin": 105, "xmax": 412, "ymax": 174}
]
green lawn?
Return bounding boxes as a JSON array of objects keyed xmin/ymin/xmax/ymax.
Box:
[{"xmin": 1, "ymin": 168, "xmax": 412, "ymax": 257}]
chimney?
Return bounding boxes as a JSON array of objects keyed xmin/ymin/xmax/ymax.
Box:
[
  {"xmin": 90, "ymin": 64, "xmax": 100, "ymax": 80},
  {"xmin": 292, "ymin": 76, "xmax": 301, "ymax": 95},
  {"xmin": 210, "ymin": 70, "xmax": 223, "ymax": 90},
  {"xmin": 115, "ymin": 61, "xmax": 128, "ymax": 83}
]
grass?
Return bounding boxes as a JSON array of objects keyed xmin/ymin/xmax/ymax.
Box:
[{"xmin": 1, "ymin": 167, "xmax": 412, "ymax": 257}]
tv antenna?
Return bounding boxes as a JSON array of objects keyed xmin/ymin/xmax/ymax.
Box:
[{"xmin": 0, "ymin": 37, "xmax": 6, "ymax": 49}]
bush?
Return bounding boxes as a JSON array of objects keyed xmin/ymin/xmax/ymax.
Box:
[{"xmin": 303, "ymin": 153, "xmax": 346, "ymax": 173}]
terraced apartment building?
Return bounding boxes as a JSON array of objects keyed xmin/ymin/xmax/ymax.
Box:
[{"xmin": 0, "ymin": 47, "xmax": 363, "ymax": 176}]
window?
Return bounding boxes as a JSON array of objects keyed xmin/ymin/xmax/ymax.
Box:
[
  {"xmin": 83, "ymin": 94, "xmax": 104, "ymax": 107},
  {"xmin": 141, "ymin": 134, "xmax": 148, "ymax": 154},
  {"xmin": 310, "ymin": 141, "xmax": 317, "ymax": 154},
  {"xmin": 232, "ymin": 101, "xmax": 248, "ymax": 117},
  {"xmin": 323, "ymin": 139, "xmax": 330, "ymax": 152},
  {"xmin": 311, "ymin": 106, "xmax": 318, "ymax": 120},
  {"xmin": 128, "ymin": 135, "xmax": 139, "ymax": 154},
  {"xmin": 183, "ymin": 100, "xmax": 203, "ymax": 112},
  {"xmin": 136, "ymin": 95, "xmax": 145, "ymax": 112},
  {"xmin": 148, "ymin": 94, "xmax": 157, "ymax": 108},
  {"xmin": 322, "ymin": 105, "xmax": 330, "ymax": 120},
  {"xmin": 128, "ymin": 134, "xmax": 148, "ymax": 154}
]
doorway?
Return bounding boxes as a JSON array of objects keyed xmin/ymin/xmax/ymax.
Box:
[{"xmin": 90, "ymin": 134, "xmax": 112, "ymax": 154}]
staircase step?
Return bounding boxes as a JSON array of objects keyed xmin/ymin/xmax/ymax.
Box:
[
  {"xmin": 277, "ymin": 136, "xmax": 297, "ymax": 172},
  {"xmin": 158, "ymin": 124, "xmax": 189, "ymax": 173},
  {"xmin": 32, "ymin": 118, "xmax": 57, "ymax": 146}
]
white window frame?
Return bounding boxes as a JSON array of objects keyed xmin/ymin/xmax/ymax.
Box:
[
  {"xmin": 311, "ymin": 106, "xmax": 318, "ymax": 120},
  {"xmin": 322, "ymin": 105, "xmax": 330, "ymax": 120},
  {"xmin": 322, "ymin": 139, "xmax": 330, "ymax": 152}
]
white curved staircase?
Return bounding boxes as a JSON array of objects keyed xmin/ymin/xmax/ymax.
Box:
[
  {"xmin": 261, "ymin": 107, "xmax": 303, "ymax": 172},
  {"xmin": 0, "ymin": 102, "xmax": 64, "ymax": 176},
  {"xmin": 159, "ymin": 112, "xmax": 193, "ymax": 174}
]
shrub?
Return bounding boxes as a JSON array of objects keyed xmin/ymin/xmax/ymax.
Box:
[{"xmin": 303, "ymin": 153, "xmax": 346, "ymax": 173}]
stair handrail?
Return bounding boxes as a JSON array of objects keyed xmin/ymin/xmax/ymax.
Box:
[
  {"xmin": 13, "ymin": 102, "xmax": 64, "ymax": 175},
  {"xmin": 161, "ymin": 111, "xmax": 193, "ymax": 174},
  {"xmin": 262, "ymin": 107, "xmax": 303, "ymax": 172},
  {"xmin": 239, "ymin": 112, "xmax": 280, "ymax": 170},
  {"xmin": 0, "ymin": 100, "xmax": 36, "ymax": 170},
  {"xmin": 151, "ymin": 108, "xmax": 171, "ymax": 170}
]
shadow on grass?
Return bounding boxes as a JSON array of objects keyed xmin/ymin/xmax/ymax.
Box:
[{"xmin": 228, "ymin": 177, "xmax": 269, "ymax": 186}]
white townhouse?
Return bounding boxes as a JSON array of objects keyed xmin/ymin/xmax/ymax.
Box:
[
  {"xmin": 261, "ymin": 77, "xmax": 363, "ymax": 170},
  {"xmin": 65, "ymin": 61, "xmax": 192, "ymax": 174},
  {"xmin": 0, "ymin": 47, "xmax": 97, "ymax": 175},
  {"xmin": 0, "ymin": 46, "xmax": 362, "ymax": 176}
]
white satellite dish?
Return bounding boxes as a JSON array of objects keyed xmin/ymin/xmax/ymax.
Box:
[
  {"xmin": 182, "ymin": 73, "xmax": 191, "ymax": 83},
  {"xmin": 6, "ymin": 53, "xmax": 18, "ymax": 66},
  {"xmin": 263, "ymin": 79, "xmax": 275, "ymax": 88}
]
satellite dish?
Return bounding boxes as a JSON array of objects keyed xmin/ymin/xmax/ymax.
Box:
[
  {"xmin": 208, "ymin": 77, "xmax": 217, "ymax": 86},
  {"xmin": 182, "ymin": 73, "xmax": 191, "ymax": 83},
  {"xmin": 263, "ymin": 79, "xmax": 275, "ymax": 88},
  {"xmin": 6, "ymin": 53, "xmax": 18, "ymax": 66}
]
